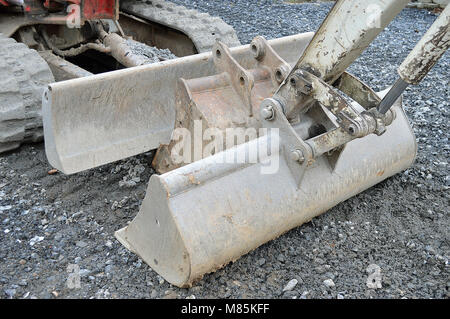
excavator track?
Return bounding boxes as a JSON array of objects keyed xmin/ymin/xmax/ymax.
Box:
[
  {"xmin": 120, "ymin": 0, "xmax": 241, "ymax": 53},
  {"xmin": 0, "ymin": 34, "xmax": 54, "ymax": 153}
]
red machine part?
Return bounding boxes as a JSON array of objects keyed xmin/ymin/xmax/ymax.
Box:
[
  {"xmin": 0, "ymin": 0, "xmax": 117, "ymax": 21},
  {"xmin": 43, "ymin": 0, "xmax": 66, "ymax": 10},
  {"xmin": 82, "ymin": 0, "xmax": 117, "ymax": 20}
]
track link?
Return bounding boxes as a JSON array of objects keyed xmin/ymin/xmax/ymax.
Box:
[
  {"xmin": 0, "ymin": 34, "xmax": 54, "ymax": 153},
  {"xmin": 120, "ymin": 0, "xmax": 241, "ymax": 53}
]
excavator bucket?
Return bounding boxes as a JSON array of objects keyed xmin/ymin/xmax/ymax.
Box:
[
  {"xmin": 43, "ymin": 0, "xmax": 449, "ymax": 287},
  {"xmin": 115, "ymin": 97, "xmax": 416, "ymax": 287},
  {"xmin": 113, "ymin": 0, "xmax": 427, "ymax": 287}
]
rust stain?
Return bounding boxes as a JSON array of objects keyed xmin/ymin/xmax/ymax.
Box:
[
  {"xmin": 222, "ymin": 213, "xmax": 233, "ymax": 224},
  {"xmin": 47, "ymin": 169, "xmax": 58, "ymax": 175},
  {"xmin": 376, "ymin": 170, "xmax": 385, "ymax": 177},
  {"xmin": 188, "ymin": 174, "xmax": 200, "ymax": 185}
]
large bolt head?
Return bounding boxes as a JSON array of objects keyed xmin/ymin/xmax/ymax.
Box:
[
  {"xmin": 290, "ymin": 150, "xmax": 305, "ymax": 164},
  {"xmin": 261, "ymin": 105, "xmax": 274, "ymax": 121}
]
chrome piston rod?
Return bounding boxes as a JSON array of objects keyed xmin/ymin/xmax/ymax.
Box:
[{"xmin": 378, "ymin": 5, "xmax": 449, "ymax": 114}]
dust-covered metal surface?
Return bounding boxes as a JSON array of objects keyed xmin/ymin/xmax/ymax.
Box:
[
  {"xmin": 1, "ymin": 0, "xmax": 448, "ymax": 299},
  {"xmin": 114, "ymin": 0, "xmax": 422, "ymax": 288},
  {"xmin": 43, "ymin": 33, "xmax": 314, "ymax": 174},
  {"xmin": 398, "ymin": 4, "xmax": 450, "ymax": 84},
  {"xmin": 152, "ymin": 37, "xmax": 291, "ymax": 173},
  {"xmin": 0, "ymin": 14, "xmax": 34, "ymax": 38},
  {"xmin": 333, "ymin": 72, "xmax": 381, "ymax": 110},
  {"xmin": 115, "ymin": 97, "xmax": 417, "ymax": 288},
  {"xmin": 38, "ymin": 51, "xmax": 93, "ymax": 81},
  {"xmin": 378, "ymin": 6, "xmax": 449, "ymax": 114},
  {"xmin": 292, "ymin": 0, "xmax": 410, "ymax": 83}
]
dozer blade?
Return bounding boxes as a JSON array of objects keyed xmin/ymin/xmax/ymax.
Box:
[
  {"xmin": 43, "ymin": 33, "xmax": 314, "ymax": 174},
  {"xmin": 115, "ymin": 94, "xmax": 416, "ymax": 288}
]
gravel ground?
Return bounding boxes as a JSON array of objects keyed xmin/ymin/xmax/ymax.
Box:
[{"xmin": 1, "ymin": 1, "xmax": 449, "ymax": 299}]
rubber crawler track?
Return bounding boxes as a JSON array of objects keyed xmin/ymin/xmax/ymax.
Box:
[
  {"xmin": 0, "ymin": 34, "xmax": 54, "ymax": 153},
  {"xmin": 120, "ymin": 0, "xmax": 241, "ymax": 53}
]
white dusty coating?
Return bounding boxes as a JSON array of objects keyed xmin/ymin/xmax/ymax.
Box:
[
  {"xmin": 42, "ymin": 33, "xmax": 313, "ymax": 174},
  {"xmin": 398, "ymin": 4, "xmax": 449, "ymax": 84},
  {"xmin": 115, "ymin": 98, "xmax": 417, "ymax": 288},
  {"xmin": 0, "ymin": 34, "xmax": 54, "ymax": 153},
  {"xmin": 294, "ymin": 0, "xmax": 410, "ymax": 83},
  {"xmin": 0, "ymin": 0, "xmax": 448, "ymax": 299}
]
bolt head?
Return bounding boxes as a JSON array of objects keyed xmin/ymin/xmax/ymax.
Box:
[
  {"xmin": 290, "ymin": 150, "xmax": 305, "ymax": 164},
  {"xmin": 261, "ymin": 106, "xmax": 274, "ymax": 120}
]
